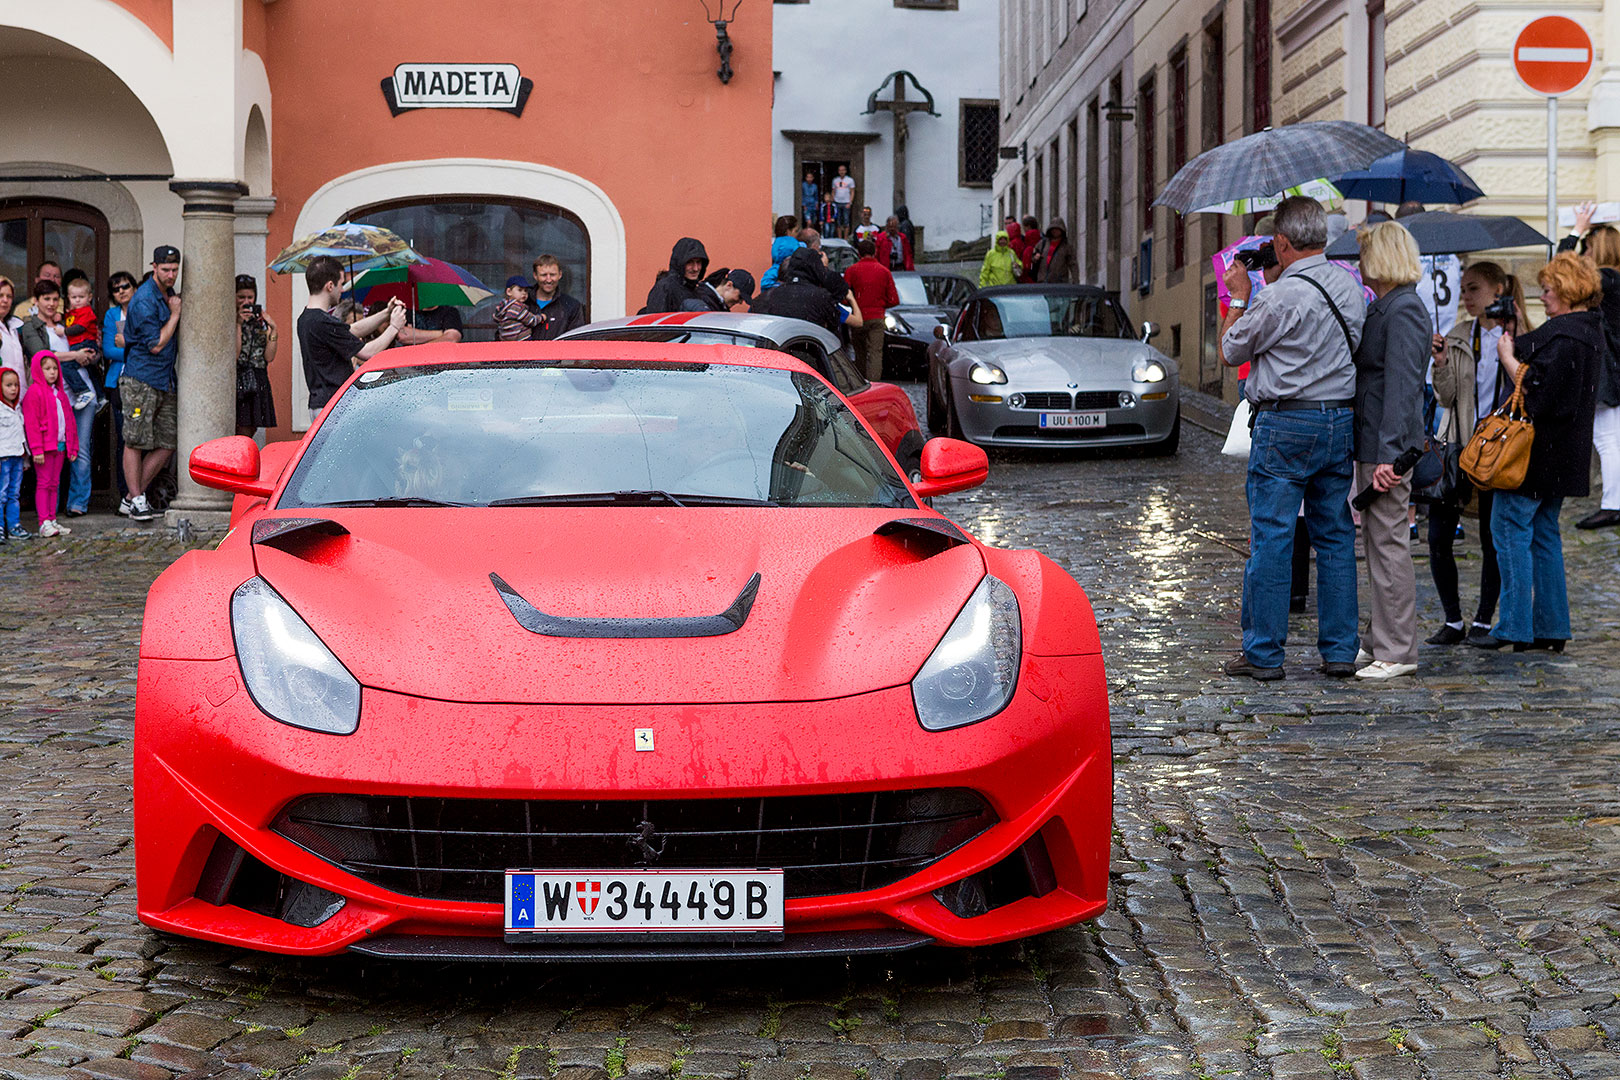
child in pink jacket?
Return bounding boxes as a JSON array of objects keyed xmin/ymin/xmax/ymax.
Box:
[{"xmin": 22, "ymin": 350, "xmax": 77, "ymax": 537}]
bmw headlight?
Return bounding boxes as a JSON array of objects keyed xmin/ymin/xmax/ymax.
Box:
[
  {"xmin": 969, "ymin": 363, "xmax": 1008, "ymax": 385},
  {"xmin": 885, "ymin": 312, "xmax": 911, "ymax": 334},
  {"xmin": 231, "ymin": 577, "xmax": 361, "ymax": 735},
  {"xmin": 912, "ymin": 576, "xmax": 1021, "ymax": 731},
  {"xmin": 1132, "ymin": 361, "xmax": 1168, "ymax": 383}
]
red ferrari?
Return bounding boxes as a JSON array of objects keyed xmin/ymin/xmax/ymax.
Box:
[{"xmin": 136, "ymin": 342, "xmax": 1111, "ymax": 959}]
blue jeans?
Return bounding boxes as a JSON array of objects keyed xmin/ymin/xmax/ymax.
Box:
[
  {"xmin": 0, "ymin": 456, "xmax": 22, "ymax": 532},
  {"xmin": 1242, "ymin": 408, "xmax": 1360, "ymax": 668},
  {"xmin": 1490, "ymin": 491, "xmax": 1569, "ymax": 643},
  {"xmin": 65, "ymin": 399, "xmax": 95, "ymax": 512}
]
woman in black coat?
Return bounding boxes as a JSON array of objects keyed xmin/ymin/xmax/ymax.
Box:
[{"xmin": 1487, "ymin": 252, "xmax": 1605, "ymax": 650}]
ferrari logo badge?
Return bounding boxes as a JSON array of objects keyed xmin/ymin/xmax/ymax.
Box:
[
  {"xmin": 576, "ymin": 880, "xmax": 602, "ymax": 916},
  {"xmin": 635, "ymin": 728, "xmax": 655, "ymax": 751}
]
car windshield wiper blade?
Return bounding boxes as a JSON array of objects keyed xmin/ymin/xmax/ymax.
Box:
[
  {"xmin": 488, "ymin": 491, "xmax": 784, "ymax": 508},
  {"xmin": 319, "ymin": 497, "xmax": 472, "ymax": 508},
  {"xmin": 487, "ymin": 490, "xmax": 688, "ymax": 507}
]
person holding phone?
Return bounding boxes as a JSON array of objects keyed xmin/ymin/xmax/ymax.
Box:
[{"xmin": 234, "ymin": 274, "xmax": 278, "ymax": 437}]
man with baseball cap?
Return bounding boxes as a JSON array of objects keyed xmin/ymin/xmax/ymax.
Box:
[
  {"xmin": 680, "ymin": 268, "xmax": 755, "ymax": 312},
  {"xmin": 119, "ymin": 244, "xmax": 181, "ymax": 521}
]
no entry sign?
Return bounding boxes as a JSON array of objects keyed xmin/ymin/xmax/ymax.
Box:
[{"xmin": 1514, "ymin": 17, "xmax": 1593, "ymax": 97}]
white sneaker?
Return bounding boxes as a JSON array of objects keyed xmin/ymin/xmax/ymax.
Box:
[
  {"xmin": 1356, "ymin": 660, "xmax": 1417, "ymax": 680},
  {"xmin": 129, "ymin": 495, "xmax": 155, "ymax": 522},
  {"xmin": 117, "ymin": 497, "xmax": 133, "ymax": 517},
  {"xmin": 1355, "ymin": 648, "xmax": 1373, "ymax": 665},
  {"xmin": 38, "ymin": 520, "xmax": 62, "ymax": 537}
]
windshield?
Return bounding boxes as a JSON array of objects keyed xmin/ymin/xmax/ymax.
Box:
[
  {"xmin": 893, "ymin": 276, "xmax": 928, "ymax": 306},
  {"xmin": 279, "ymin": 361, "xmax": 912, "ymax": 509},
  {"xmin": 971, "ymin": 294, "xmax": 1133, "ymax": 341}
]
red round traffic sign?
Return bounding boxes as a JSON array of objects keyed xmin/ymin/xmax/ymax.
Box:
[{"xmin": 1514, "ymin": 16, "xmax": 1593, "ymax": 97}]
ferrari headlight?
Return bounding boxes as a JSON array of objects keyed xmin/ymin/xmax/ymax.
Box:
[
  {"xmin": 912, "ymin": 576, "xmax": 1021, "ymax": 731},
  {"xmin": 1132, "ymin": 361, "xmax": 1168, "ymax": 383},
  {"xmin": 231, "ymin": 577, "xmax": 361, "ymax": 735},
  {"xmin": 885, "ymin": 312, "xmax": 911, "ymax": 334},
  {"xmin": 969, "ymin": 363, "xmax": 1008, "ymax": 385}
]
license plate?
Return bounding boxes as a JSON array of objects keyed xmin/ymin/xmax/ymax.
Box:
[
  {"xmin": 1039, "ymin": 411, "xmax": 1107, "ymax": 429},
  {"xmin": 504, "ymin": 870, "xmax": 785, "ymax": 940}
]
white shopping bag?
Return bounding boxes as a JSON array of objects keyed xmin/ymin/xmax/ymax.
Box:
[{"xmin": 1221, "ymin": 399, "xmax": 1252, "ymax": 458}]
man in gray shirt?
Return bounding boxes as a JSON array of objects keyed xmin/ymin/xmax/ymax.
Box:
[{"xmin": 1218, "ymin": 196, "xmax": 1365, "ymax": 681}]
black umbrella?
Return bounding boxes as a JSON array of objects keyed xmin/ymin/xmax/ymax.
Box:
[
  {"xmin": 1154, "ymin": 121, "xmax": 1405, "ymax": 215},
  {"xmin": 1325, "ymin": 211, "xmax": 1550, "ymax": 258}
]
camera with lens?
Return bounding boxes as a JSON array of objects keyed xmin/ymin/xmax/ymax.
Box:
[
  {"xmin": 1235, "ymin": 243, "xmax": 1278, "ymax": 271},
  {"xmin": 1484, "ymin": 294, "xmax": 1516, "ymax": 325}
]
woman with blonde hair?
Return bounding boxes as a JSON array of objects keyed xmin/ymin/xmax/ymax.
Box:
[
  {"xmin": 1483, "ymin": 252, "xmax": 1605, "ymax": 651},
  {"xmin": 1426, "ymin": 261, "xmax": 1527, "ymax": 646},
  {"xmin": 1558, "ymin": 204, "xmax": 1620, "ymax": 528},
  {"xmin": 1350, "ymin": 221, "xmax": 1431, "ymax": 679}
]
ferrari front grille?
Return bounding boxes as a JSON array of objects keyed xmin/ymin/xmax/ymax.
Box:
[{"xmin": 273, "ymin": 790, "xmax": 998, "ymax": 903}]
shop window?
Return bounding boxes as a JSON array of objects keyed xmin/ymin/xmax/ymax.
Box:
[
  {"xmin": 0, "ymin": 199, "xmax": 108, "ymax": 298},
  {"xmin": 348, "ymin": 197, "xmax": 591, "ymax": 342}
]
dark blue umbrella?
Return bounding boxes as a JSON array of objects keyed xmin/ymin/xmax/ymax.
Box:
[
  {"xmin": 1333, "ymin": 149, "xmax": 1484, "ymax": 206},
  {"xmin": 1325, "ymin": 212, "xmax": 1548, "ymax": 258}
]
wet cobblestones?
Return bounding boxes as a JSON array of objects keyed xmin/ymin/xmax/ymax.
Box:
[{"xmin": 0, "ymin": 414, "xmax": 1617, "ymax": 1079}]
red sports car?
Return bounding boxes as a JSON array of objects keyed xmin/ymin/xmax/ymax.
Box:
[{"xmin": 136, "ymin": 341, "xmax": 1111, "ymax": 959}]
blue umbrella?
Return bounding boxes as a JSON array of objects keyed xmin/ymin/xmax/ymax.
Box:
[{"xmin": 1333, "ymin": 149, "xmax": 1484, "ymax": 206}]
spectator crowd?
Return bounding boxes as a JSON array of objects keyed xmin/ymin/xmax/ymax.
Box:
[{"xmin": 1219, "ymin": 195, "xmax": 1614, "ymax": 680}]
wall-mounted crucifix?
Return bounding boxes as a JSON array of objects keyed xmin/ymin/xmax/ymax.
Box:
[{"xmin": 864, "ymin": 70, "xmax": 940, "ymax": 212}]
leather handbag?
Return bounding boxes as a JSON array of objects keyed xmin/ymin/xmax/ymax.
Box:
[
  {"xmin": 1460, "ymin": 363, "xmax": 1535, "ymax": 491},
  {"xmin": 1411, "ymin": 392, "xmax": 1466, "ymax": 505}
]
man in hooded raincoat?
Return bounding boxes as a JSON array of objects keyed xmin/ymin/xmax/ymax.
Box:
[{"xmin": 641, "ymin": 238, "xmax": 710, "ymax": 314}]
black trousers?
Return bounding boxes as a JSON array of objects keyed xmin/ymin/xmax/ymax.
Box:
[{"xmin": 1426, "ymin": 489, "xmax": 1498, "ymax": 625}]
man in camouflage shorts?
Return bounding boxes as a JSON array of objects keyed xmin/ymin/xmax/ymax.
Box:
[{"xmin": 120, "ymin": 245, "xmax": 182, "ymax": 522}]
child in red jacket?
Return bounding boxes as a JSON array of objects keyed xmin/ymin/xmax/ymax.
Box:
[{"xmin": 21, "ymin": 351, "xmax": 76, "ymax": 537}]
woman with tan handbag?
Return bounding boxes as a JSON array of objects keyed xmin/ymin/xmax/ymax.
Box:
[{"xmin": 1483, "ymin": 253, "xmax": 1605, "ymax": 651}]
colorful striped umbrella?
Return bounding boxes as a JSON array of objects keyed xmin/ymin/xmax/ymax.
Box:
[
  {"xmin": 269, "ymin": 222, "xmax": 424, "ymax": 274},
  {"xmin": 349, "ymin": 256, "xmax": 494, "ymax": 309},
  {"xmin": 1188, "ymin": 178, "xmax": 1344, "ymax": 216}
]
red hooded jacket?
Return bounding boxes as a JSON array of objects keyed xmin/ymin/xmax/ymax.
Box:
[{"xmin": 22, "ymin": 351, "xmax": 77, "ymax": 457}]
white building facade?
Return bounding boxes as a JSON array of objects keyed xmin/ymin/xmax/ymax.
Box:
[{"xmin": 772, "ymin": 0, "xmax": 1001, "ymax": 250}]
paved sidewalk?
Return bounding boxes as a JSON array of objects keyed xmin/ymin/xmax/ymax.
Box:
[{"xmin": 0, "ymin": 420, "xmax": 1615, "ymax": 1079}]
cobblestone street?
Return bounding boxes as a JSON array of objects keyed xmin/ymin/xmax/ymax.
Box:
[{"xmin": 2, "ymin": 413, "xmax": 1619, "ymax": 1080}]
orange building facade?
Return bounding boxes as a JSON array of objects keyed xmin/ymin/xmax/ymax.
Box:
[{"xmin": 0, "ymin": 0, "xmax": 770, "ymax": 514}]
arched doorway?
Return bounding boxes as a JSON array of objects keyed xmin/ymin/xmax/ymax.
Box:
[
  {"xmin": 349, "ymin": 196, "xmax": 591, "ymax": 342},
  {"xmin": 0, "ymin": 198, "xmax": 110, "ymax": 294}
]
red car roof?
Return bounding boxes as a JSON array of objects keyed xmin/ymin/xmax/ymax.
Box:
[{"xmin": 356, "ymin": 340, "xmax": 816, "ymax": 376}]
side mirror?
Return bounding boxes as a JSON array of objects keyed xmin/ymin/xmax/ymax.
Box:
[
  {"xmin": 912, "ymin": 437, "xmax": 989, "ymax": 498},
  {"xmin": 1140, "ymin": 320, "xmax": 1160, "ymax": 343},
  {"xmin": 933, "ymin": 323, "xmax": 948, "ymax": 342},
  {"xmin": 190, "ymin": 436, "xmax": 274, "ymax": 498}
]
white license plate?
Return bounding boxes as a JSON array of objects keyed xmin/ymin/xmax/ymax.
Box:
[
  {"xmin": 504, "ymin": 870, "xmax": 784, "ymax": 938},
  {"xmin": 1039, "ymin": 411, "xmax": 1107, "ymax": 429}
]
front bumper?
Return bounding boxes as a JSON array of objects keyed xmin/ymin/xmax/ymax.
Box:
[
  {"xmin": 135, "ymin": 653, "xmax": 1111, "ymax": 958},
  {"xmin": 953, "ymin": 379, "xmax": 1180, "ymax": 448}
]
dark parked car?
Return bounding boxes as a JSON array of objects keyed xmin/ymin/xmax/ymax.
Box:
[{"xmin": 883, "ymin": 272, "xmax": 975, "ymax": 380}]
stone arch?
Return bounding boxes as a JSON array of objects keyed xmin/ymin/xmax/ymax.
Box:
[
  {"xmin": 287, "ymin": 158, "xmax": 629, "ymax": 428},
  {"xmin": 0, "ymin": 3, "xmax": 188, "ymax": 173}
]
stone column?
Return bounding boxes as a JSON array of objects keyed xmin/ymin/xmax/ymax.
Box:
[
  {"xmin": 165, "ymin": 180, "xmax": 247, "ymax": 526},
  {"xmin": 1590, "ymin": 0, "xmax": 1620, "ymax": 201}
]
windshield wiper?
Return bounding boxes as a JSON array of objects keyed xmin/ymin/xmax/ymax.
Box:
[
  {"xmin": 488, "ymin": 490, "xmax": 688, "ymax": 507},
  {"xmin": 488, "ymin": 491, "xmax": 784, "ymax": 508},
  {"xmin": 319, "ymin": 496, "xmax": 472, "ymax": 508}
]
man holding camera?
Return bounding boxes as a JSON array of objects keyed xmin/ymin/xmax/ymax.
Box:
[{"xmin": 1218, "ymin": 196, "xmax": 1366, "ymax": 681}]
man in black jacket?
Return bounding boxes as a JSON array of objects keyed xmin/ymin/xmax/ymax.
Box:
[
  {"xmin": 641, "ymin": 238, "xmax": 709, "ymax": 314},
  {"xmin": 751, "ymin": 247, "xmax": 858, "ymax": 335},
  {"xmin": 530, "ymin": 254, "xmax": 586, "ymax": 338}
]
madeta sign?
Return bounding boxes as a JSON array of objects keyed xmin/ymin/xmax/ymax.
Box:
[{"xmin": 382, "ymin": 64, "xmax": 533, "ymax": 116}]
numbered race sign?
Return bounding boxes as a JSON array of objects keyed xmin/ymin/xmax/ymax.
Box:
[{"xmin": 1421, "ymin": 254, "xmax": 1462, "ymax": 336}]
